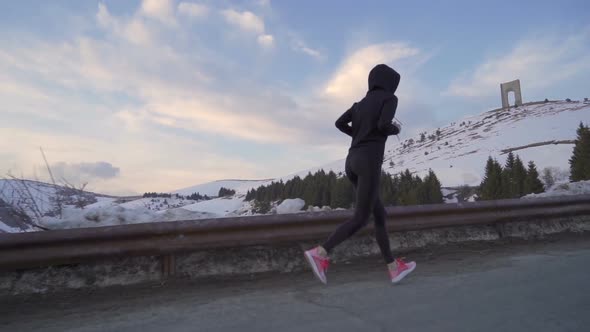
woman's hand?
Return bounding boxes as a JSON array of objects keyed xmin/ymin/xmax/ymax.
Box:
[{"xmin": 392, "ymin": 121, "xmax": 402, "ymax": 135}]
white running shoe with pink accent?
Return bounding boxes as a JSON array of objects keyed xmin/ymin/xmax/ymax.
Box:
[
  {"xmin": 389, "ymin": 258, "xmax": 416, "ymax": 284},
  {"xmin": 304, "ymin": 247, "xmax": 330, "ymax": 284}
]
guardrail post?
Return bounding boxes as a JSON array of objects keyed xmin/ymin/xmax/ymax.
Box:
[
  {"xmin": 161, "ymin": 254, "xmax": 176, "ymax": 278},
  {"xmin": 495, "ymin": 222, "xmax": 506, "ymax": 239}
]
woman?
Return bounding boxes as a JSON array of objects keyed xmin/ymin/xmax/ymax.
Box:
[{"xmin": 304, "ymin": 64, "xmax": 416, "ymax": 284}]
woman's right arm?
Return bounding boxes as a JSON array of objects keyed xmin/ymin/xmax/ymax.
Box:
[{"xmin": 378, "ymin": 97, "xmax": 400, "ymax": 136}]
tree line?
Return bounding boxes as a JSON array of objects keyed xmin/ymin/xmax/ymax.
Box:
[
  {"xmin": 245, "ymin": 168, "xmax": 444, "ymax": 209},
  {"xmin": 477, "ymin": 153, "xmax": 544, "ymax": 200},
  {"xmin": 478, "ymin": 122, "xmax": 590, "ymax": 200},
  {"xmin": 218, "ymin": 187, "xmax": 236, "ymax": 197}
]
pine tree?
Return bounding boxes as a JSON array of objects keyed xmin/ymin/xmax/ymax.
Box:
[
  {"xmin": 426, "ymin": 169, "xmax": 443, "ymax": 204},
  {"xmin": 479, "ymin": 157, "xmax": 503, "ymax": 200},
  {"xmin": 330, "ymin": 175, "xmax": 354, "ymax": 209},
  {"xmin": 479, "ymin": 157, "xmax": 495, "ymax": 200},
  {"xmin": 492, "ymin": 159, "xmax": 504, "ymax": 199},
  {"xmin": 569, "ymin": 122, "xmax": 590, "ymax": 181},
  {"xmin": 380, "ymin": 171, "xmax": 393, "ymax": 205},
  {"xmin": 512, "ymin": 156, "xmax": 527, "ymax": 198},
  {"xmin": 541, "ymin": 168, "xmax": 555, "ymax": 189},
  {"xmin": 501, "ymin": 152, "xmax": 516, "ymax": 198},
  {"xmin": 524, "ymin": 161, "xmax": 545, "ymax": 194},
  {"xmin": 398, "ymin": 169, "xmax": 415, "ymax": 205}
]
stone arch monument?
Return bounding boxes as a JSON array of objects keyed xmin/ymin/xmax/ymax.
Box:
[{"xmin": 500, "ymin": 79, "xmax": 523, "ymax": 108}]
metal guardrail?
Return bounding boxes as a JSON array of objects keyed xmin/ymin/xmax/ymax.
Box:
[{"xmin": 1, "ymin": 195, "xmax": 589, "ymax": 271}]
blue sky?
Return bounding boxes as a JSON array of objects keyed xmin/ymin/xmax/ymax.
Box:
[{"xmin": 1, "ymin": 0, "xmax": 589, "ymax": 195}]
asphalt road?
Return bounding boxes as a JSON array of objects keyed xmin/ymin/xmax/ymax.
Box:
[{"xmin": 2, "ymin": 235, "xmax": 590, "ymax": 332}]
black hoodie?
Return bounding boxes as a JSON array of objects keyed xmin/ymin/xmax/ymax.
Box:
[{"xmin": 335, "ymin": 64, "xmax": 400, "ymax": 157}]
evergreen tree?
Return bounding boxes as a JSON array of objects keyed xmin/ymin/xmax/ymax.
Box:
[
  {"xmin": 380, "ymin": 171, "xmax": 398, "ymax": 206},
  {"xmin": 479, "ymin": 157, "xmax": 494, "ymax": 200},
  {"xmin": 398, "ymin": 169, "xmax": 415, "ymax": 205},
  {"xmin": 569, "ymin": 122, "xmax": 590, "ymax": 181},
  {"xmin": 492, "ymin": 159, "xmax": 504, "ymax": 198},
  {"xmin": 479, "ymin": 157, "xmax": 503, "ymax": 200},
  {"xmin": 330, "ymin": 176, "xmax": 354, "ymax": 209},
  {"xmin": 512, "ymin": 156, "xmax": 527, "ymax": 198},
  {"xmin": 218, "ymin": 187, "xmax": 236, "ymax": 197},
  {"xmin": 542, "ymin": 168, "xmax": 555, "ymax": 189},
  {"xmin": 425, "ymin": 169, "xmax": 443, "ymax": 204},
  {"xmin": 524, "ymin": 161, "xmax": 545, "ymax": 194},
  {"xmin": 501, "ymin": 152, "xmax": 516, "ymax": 198}
]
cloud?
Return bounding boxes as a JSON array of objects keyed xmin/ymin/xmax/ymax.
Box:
[
  {"xmin": 257, "ymin": 34, "xmax": 274, "ymax": 48},
  {"xmin": 292, "ymin": 39, "xmax": 323, "ymax": 59},
  {"xmin": 97, "ymin": 3, "xmax": 153, "ymax": 45},
  {"xmin": 177, "ymin": 2, "xmax": 209, "ymax": 19},
  {"xmin": 221, "ymin": 8, "xmax": 273, "ymax": 48},
  {"xmin": 443, "ymin": 29, "xmax": 590, "ymax": 98},
  {"xmin": 51, "ymin": 161, "xmax": 120, "ymax": 182},
  {"xmin": 221, "ymin": 9, "xmax": 265, "ymax": 34},
  {"xmin": 140, "ymin": 0, "xmax": 176, "ymax": 26},
  {"xmin": 323, "ymin": 42, "xmax": 420, "ymax": 101}
]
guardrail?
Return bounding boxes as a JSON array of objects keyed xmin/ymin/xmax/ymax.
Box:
[{"xmin": 1, "ymin": 194, "xmax": 590, "ymax": 272}]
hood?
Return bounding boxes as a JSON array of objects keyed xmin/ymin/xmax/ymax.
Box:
[{"xmin": 368, "ymin": 64, "xmax": 400, "ymax": 94}]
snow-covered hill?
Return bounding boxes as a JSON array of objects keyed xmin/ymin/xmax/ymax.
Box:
[
  {"xmin": 379, "ymin": 100, "xmax": 588, "ymax": 187},
  {"xmin": 177, "ymin": 100, "xmax": 588, "ymax": 194},
  {"xmin": 173, "ymin": 179, "xmax": 273, "ymax": 196}
]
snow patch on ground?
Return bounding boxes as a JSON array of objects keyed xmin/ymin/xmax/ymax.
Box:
[
  {"xmin": 182, "ymin": 195, "xmax": 246, "ymax": 216},
  {"xmin": 0, "ymin": 221, "xmax": 24, "ymax": 233},
  {"xmin": 306, "ymin": 205, "xmax": 332, "ymax": 212},
  {"xmin": 119, "ymin": 197, "xmax": 197, "ymax": 211},
  {"xmin": 39, "ymin": 205, "xmax": 218, "ymax": 230},
  {"xmin": 276, "ymin": 199, "xmax": 305, "ymax": 214},
  {"xmin": 523, "ymin": 180, "xmax": 590, "ymax": 199}
]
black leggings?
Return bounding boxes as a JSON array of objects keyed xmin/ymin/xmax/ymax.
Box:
[{"xmin": 322, "ymin": 149, "xmax": 394, "ymax": 264}]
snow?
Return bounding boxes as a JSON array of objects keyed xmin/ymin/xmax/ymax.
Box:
[
  {"xmin": 444, "ymin": 196, "xmax": 459, "ymax": 204},
  {"xmin": 0, "ymin": 221, "xmax": 23, "ymax": 233},
  {"xmin": 276, "ymin": 198, "xmax": 305, "ymax": 214},
  {"xmin": 306, "ymin": 205, "xmax": 332, "ymax": 212},
  {"xmin": 182, "ymin": 195, "xmax": 246, "ymax": 216},
  {"xmin": 84, "ymin": 197, "xmax": 117, "ymax": 209},
  {"xmin": 523, "ymin": 180, "xmax": 590, "ymax": 199},
  {"xmin": 0, "ymin": 179, "xmax": 61, "ymax": 218},
  {"xmin": 119, "ymin": 197, "xmax": 196, "ymax": 211},
  {"xmin": 39, "ymin": 205, "xmax": 217, "ymax": 230}
]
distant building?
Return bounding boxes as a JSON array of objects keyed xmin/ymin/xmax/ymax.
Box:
[{"xmin": 500, "ymin": 79, "xmax": 523, "ymax": 108}]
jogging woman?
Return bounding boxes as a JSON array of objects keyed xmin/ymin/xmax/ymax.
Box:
[{"xmin": 304, "ymin": 64, "xmax": 416, "ymax": 284}]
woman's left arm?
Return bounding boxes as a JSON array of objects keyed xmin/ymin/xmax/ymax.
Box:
[{"xmin": 335, "ymin": 104, "xmax": 355, "ymax": 136}]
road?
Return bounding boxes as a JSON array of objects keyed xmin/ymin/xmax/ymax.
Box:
[{"xmin": 2, "ymin": 235, "xmax": 590, "ymax": 332}]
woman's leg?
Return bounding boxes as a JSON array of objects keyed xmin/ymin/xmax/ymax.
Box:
[
  {"xmin": 373, "ymin": 198, "xmax": 394, "ymax": 264},
  {"xmin": 322, "ymin": 154, "xmax": 380, "ymax": 252}
]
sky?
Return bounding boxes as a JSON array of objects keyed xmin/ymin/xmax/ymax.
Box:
[{"xmin": 1, "ymin": 0, "xmax": 589, "ymax": 195}]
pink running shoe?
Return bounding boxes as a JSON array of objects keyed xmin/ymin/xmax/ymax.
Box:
[
  {"xmin": 389, "ymin": 258, "xmax": 416, "ymax": 284},
  {"xmin": 304, "ymin": 247, "xmax": 330, "ymax": 284}
]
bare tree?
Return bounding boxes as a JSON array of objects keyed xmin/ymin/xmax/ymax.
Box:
[
  {"xmin": 40, "ymin": 147, "xmax": 64, "ymax": 218},
  {"xmin": 1, "ymin": 174, "xmax": 49, "ymax": 230}
]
